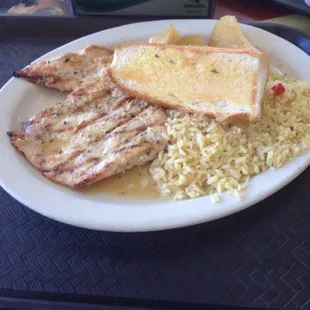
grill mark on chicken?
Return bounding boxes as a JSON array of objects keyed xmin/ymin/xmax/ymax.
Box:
[
  {"xmin": 9, "ymin": 44, "xmax": 169, "ymax": 188},
  {"xmin": 43, "ymin": 134, "xmax": 161, "ymax": 188},
  {"xmin": 24, "ymin": 76, "xmax": 116, "ymax": 129},
  {"xmin": 112, "ymin": 142, "xmax": 143, "ymax": 156},
  {"xmin": 105, "ymin": 125, "xmax": 146, "ymax": 141},
  {"xmin": 8, "ymin": 79, "xmax": 168, "ymax": 188},
  {"xmin": 23, "ymin": 77, "xmax": 126, "ymax": 138},
  {"xmin": 72, "ymin": 112, "xmax": 108, "ymax": 132},
  {"xmin": 43, "ymin": 131, "xmax": 164, "ymax": 187},
  {"xmin": 13, "ymin": 45, "xmax": 114, "ymax": 92},
  {"xmin": 37, "ymin": 103, "xmax": 155, "ymax": 174}
]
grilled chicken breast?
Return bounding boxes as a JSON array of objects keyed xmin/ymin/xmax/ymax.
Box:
[
  {"xmin": 8, "ymin": 71, "xmax": 168, "ymax": 188},
  {"xmin": 13, "ymin": 45, "xmax": 113, "ymax": 92}
]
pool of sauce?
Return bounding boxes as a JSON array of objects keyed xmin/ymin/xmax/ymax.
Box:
[{"xmin": 80, "ymin": 164, "xmax": 161, "ymax": 200}]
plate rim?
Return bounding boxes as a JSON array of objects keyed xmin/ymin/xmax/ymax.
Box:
[{"xmin": 1, "ymin": 19, "xmax": 310, "ymax": 232}]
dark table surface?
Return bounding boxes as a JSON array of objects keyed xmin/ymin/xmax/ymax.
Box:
[
  {"xmin": 1, "ymin": 23, "xmax": 310, "ymax": 310},
  {"xmin": 271, "ymin": 0, "xmax": 310, "ymax": 16}
]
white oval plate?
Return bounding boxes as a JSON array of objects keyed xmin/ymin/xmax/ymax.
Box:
[{"xmin": 0, "ymin": 20, "xmax": 310, "ymax": 232}]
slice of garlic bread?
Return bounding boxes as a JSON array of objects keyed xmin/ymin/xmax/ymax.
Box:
[
  {"xmin": 108, "ymin": 44, "xmax": 268, "ymax": 121},
  {"xmin": 208, "ymin": 16, "xmax": 256, "ymax": 49}
]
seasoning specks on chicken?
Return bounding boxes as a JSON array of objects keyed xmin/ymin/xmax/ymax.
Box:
[
  {"xmin": 8, "ymin": 70, "xmax": 168, "ymax": 188},
  {"xmin": 13, "ymin": 45, "xmax": 114, "ymax": 92}
]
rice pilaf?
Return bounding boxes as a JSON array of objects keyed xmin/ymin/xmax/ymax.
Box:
[{"xmin": 150, "ymin": 70, "xmax": 310, "ymax": 201}]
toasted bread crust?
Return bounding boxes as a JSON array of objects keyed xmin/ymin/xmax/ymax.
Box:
[
  {"xmin": 114, "ymin": 43, "xmax": 263, "ymax": 58},
  {"xmin": 108, "ymin": 44, "xmax": 266, "ymax": 122}
]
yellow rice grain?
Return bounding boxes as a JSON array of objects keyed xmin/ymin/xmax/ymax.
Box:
[{"xmin": 150, "ymin": 70, "xmax": 310, "ymax": 201}]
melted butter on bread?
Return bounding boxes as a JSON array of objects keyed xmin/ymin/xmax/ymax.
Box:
[{"xmin": 109, "ymin": 44, "xmax": 269, "ymax": 121}]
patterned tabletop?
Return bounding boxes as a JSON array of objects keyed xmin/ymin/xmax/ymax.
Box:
[{"xmin": 1, "ymin": 32, "xmax": 310, "ymax": 309}]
